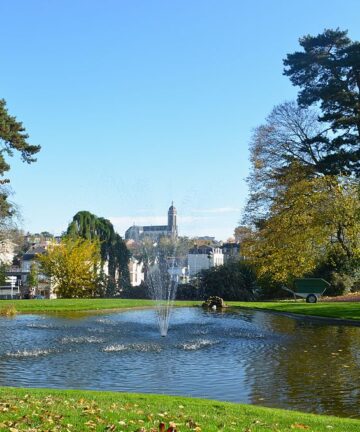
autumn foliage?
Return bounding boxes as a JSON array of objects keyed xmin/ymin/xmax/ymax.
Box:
[
  {"xmin": 241, "ymin": 29, "xmax": 360, "ymax": 290},
  {"xmin": 37, "ymin": 238, "xmax": 102, "ymax": 298}
]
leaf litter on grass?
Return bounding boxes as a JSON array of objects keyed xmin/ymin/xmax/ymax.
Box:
[{"xmin": 0, "ymin": 392, "xmax": 358, "ymax": 432}]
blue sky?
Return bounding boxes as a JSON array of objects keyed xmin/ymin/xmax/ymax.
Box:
[{"xmin": 1, "ymin": 0, "xmax": 359, "ymax": 240}]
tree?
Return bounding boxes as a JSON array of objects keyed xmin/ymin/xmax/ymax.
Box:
[
  {"xmin": 37, "ymin": 238, "xmax": 102, "ymax": 298},
  {"xmin": 244, "ymin": 101, "xmax": 330, "ymax": 225},
  {"xmin": 243, "ymin": 101, "xmax": 360, "ymax": 289},
  {"xmin": 0, "ymin": 99, "xmax": 40, "ymax": 216},
  {"xmin": 0, "ymin": 263, "xmax": 7, "ymax": 286},
  {"xmin": 28, "ymin": 262, "xmax": 39, "ymax": 291},
  {"xmin": 199, "ymin": 261, "xmax": 258, "ymax": 301},
  {"xmin": 242, "ymin": 29, "xmax": 360, "ymax": 293},
  {"xmin": 0, "ymin": 100, "xmax": 40, "ymax": 248},
  {"xmin": 243, "ymin": 175, "xmax": 360, "ymax": 283},
  {"xmin": 234, "ymin": 226, "xmax": 252, "ymax": 243},
  {"xmin": 67, "ymin": 211, "xmax": 130, "ymax": 296},
  {"xmin": 284, "ymin": 29, "xmax": 360, "ymax": 175}
]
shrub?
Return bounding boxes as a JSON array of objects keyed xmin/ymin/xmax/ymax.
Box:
[
  {"xmin": 0, "ymin": 304, "xmax": 17, "ymax": 317},
  {"xmin": 310, "ymin": 250, "xmax": 359, "ymax": 296},
  {"xmin": 328, "ymin": 272, "xmax": 354, "ymax": 296},
  {"xmin": 256, "ymin": 274, "xmax": 288, "ymax": 300},
  {"xmin": 198, "ymin": 261, "xmax": 258, "ymax": 301},
  {"xmin": 121, "ymin": 282, "xmax": 151, "ymax": 299},
  {"xmin": 176, "ymin": 283, "xmax": 204, "ymax": 300}
]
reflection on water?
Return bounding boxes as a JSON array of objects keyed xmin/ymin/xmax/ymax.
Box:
[{"xmin": 0, "ymin": 307, "xmax": 359, "ymax": 418}]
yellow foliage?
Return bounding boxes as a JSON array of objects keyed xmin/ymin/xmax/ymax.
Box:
[
  {"xmin": 37, "ymin": 238, "xmax": 102, "ymax": 298},
  {"xmin": 0, "ymin": 304, "xmax": 17, "ymax": 317},
  {"xmin": 243, "ymin": 176, "xmax": 360, "ymax": 282}
]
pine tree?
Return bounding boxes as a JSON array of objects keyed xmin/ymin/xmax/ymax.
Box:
[
  {"xmin": 0, "ymin": 99, "xmax": 40, "ymax": 216},
  {"xmin": 284, "ymin": 29, "xmax": 360, "ymax": 175}
]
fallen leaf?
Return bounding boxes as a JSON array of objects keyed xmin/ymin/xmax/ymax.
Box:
[
  {"xmin": 186, "ymin": 419, "xmax": 198, "ymax": 428},
  {"xmin": 291, "ymin": 423, "xmax": 310, "ymax": 430}
]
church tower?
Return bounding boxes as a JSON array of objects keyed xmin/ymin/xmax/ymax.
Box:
[{"xmin": 167, "ymin": 202, "xmax": 178, "ymax": 239}]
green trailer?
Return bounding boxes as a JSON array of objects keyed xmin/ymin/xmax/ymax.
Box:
[{"xmin": 283, "ymin": 278, "xmax": 330, "ymax": 303}]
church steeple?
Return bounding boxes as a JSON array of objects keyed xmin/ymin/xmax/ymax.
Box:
[{"xmin": 168, "ymin": 202, "xmax": 178, "ymax": 238}]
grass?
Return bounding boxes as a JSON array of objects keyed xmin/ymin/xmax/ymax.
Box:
[
  {"xmin": 228, "ymin": 301, "xmax": 360, "ymax": 321},
  {"xmin": 0, "ymin": 387, "xmax": 359, "ymax": 432},
  {"xmin": 0, "ymin": 298, "xmax": 359, "ymax": 322},
  {"xmin": 0, "ymin": 299, "xmax": 199, "ymax": 313}
]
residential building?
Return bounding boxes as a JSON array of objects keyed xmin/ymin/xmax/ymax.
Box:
[
  {"xmin": 187, "ymin": 245, "xmax": 224, "ymax": 277},
  {"xmin": 128, "ymin": 257, "xmax": 145, "ymax": 287},
  {"xmin": 221, "ymin": 242, "xmax": 241, "ymax": 263},
  {"xmin": 21, "ymin": 245, "xmax": 56, "ymax": 299}
]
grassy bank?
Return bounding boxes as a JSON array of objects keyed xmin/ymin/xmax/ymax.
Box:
[
  {"xmin": 228, "ymin": 301, "xmax": 360, "ymax": 321},
  {"xmin": 0, "ymin": 298, "xmax": 199, "ymax": 313},
  {"xmin": 0, "ymin": 387, "xmax": 358, "ymax": 432},
  {"xmin": 1, "ymin": 298, "xmax": 360, "ymax": 322}
]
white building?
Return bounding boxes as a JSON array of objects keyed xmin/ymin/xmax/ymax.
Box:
[
  {"xmin": 21, "ymin": 245, "xmax": 57, "ymax": 299},
  {"xmin": 128, "ymin": 257, "xmax": 145, "ymax": 287},
  {"xmin": 187, "ymin": 245, "xmax": 224, "ymax": 277},
  {"xmin": 0, "ymin": 239, "xmax": 16, "ymax": 265},
  {"xmin": 168, "ymin": 265, "xmax": 189, "ymax": 284}
]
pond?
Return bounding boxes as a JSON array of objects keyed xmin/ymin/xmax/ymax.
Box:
[{"xmin": 0, "ymin": 307, "xmax": 359, "ymax": 418}]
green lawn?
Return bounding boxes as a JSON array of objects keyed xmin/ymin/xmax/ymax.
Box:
[
  {"xmin": 0, "ymin": 298, "xmax": 199, "ymax": 313},
  {"xmin": 228, "ymin": 301, "xmax": 360, "ymax": 321},
  {"xmin": 1, "ymin": 298, "xmax": 359, "ymax": 322},
  {"xmin": 0, "ymin": 387, "xmax": 358, "ymax": 432}
]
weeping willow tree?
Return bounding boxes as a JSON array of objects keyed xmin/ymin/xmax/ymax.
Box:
[{"xmin": 67, "ymin": 211, "xmax": 130, "ymax": 296}]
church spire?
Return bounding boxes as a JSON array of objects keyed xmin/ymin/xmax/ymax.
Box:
[{"xmin": 168, "ymin": 202, "xmax": 178, "ymax": 238}]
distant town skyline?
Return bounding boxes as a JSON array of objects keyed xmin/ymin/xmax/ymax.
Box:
[
  {"xmin": 1, "ymin": 1, "xmax": 359, "ymax": 240},
  {"xmin": 23, "ymin": 204, "xmax": 242, "ymax": 241}
]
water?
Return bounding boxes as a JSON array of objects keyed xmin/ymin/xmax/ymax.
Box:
[
  {"xmin": 146, "ymin": 262, "xmax": 178, "ymax": 336},
  {"xmin": 143, "ymin": 241, "xmax": 181, "ymax": 336},
  {"xmin": 0, "ymin": 307, "xmax": 360, "ymax": 418}
]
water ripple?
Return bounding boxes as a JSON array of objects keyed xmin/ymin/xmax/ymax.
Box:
[
  {"xmin": 5, "ymin": 348, "xmax": 56, "ymax": 358},
  {"xmin": 103, "ymin": 343, "xmax": 162, "ymax": 353},
  {"xmin": 60, "ymin": 336, "xmax": 104, "ymax": 344},
  {"xmin": 178, "ymin": 339, "xmax": 219, "ymax": 351}
]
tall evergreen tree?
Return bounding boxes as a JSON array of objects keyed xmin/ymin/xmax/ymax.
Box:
[
  {"xmin": 284, "ymin": 29, "xmax": 360, "ymax": 175},
  {"xmin": 0, "ymin": 99, "xmax": 40, "ymax": 216},
  {"xmin": 67, "ymin": 211, "xmax": 130, "ymax": 295}
]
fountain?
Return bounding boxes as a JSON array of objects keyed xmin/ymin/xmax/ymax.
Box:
[{"xmin": 145, "ymin": 241, "xmax": 182, "ymax": 336}]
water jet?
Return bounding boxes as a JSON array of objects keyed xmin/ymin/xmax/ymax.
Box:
[{"xmin": 145, "ymin": 243, "xmax": 181, "ymax": 336}]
